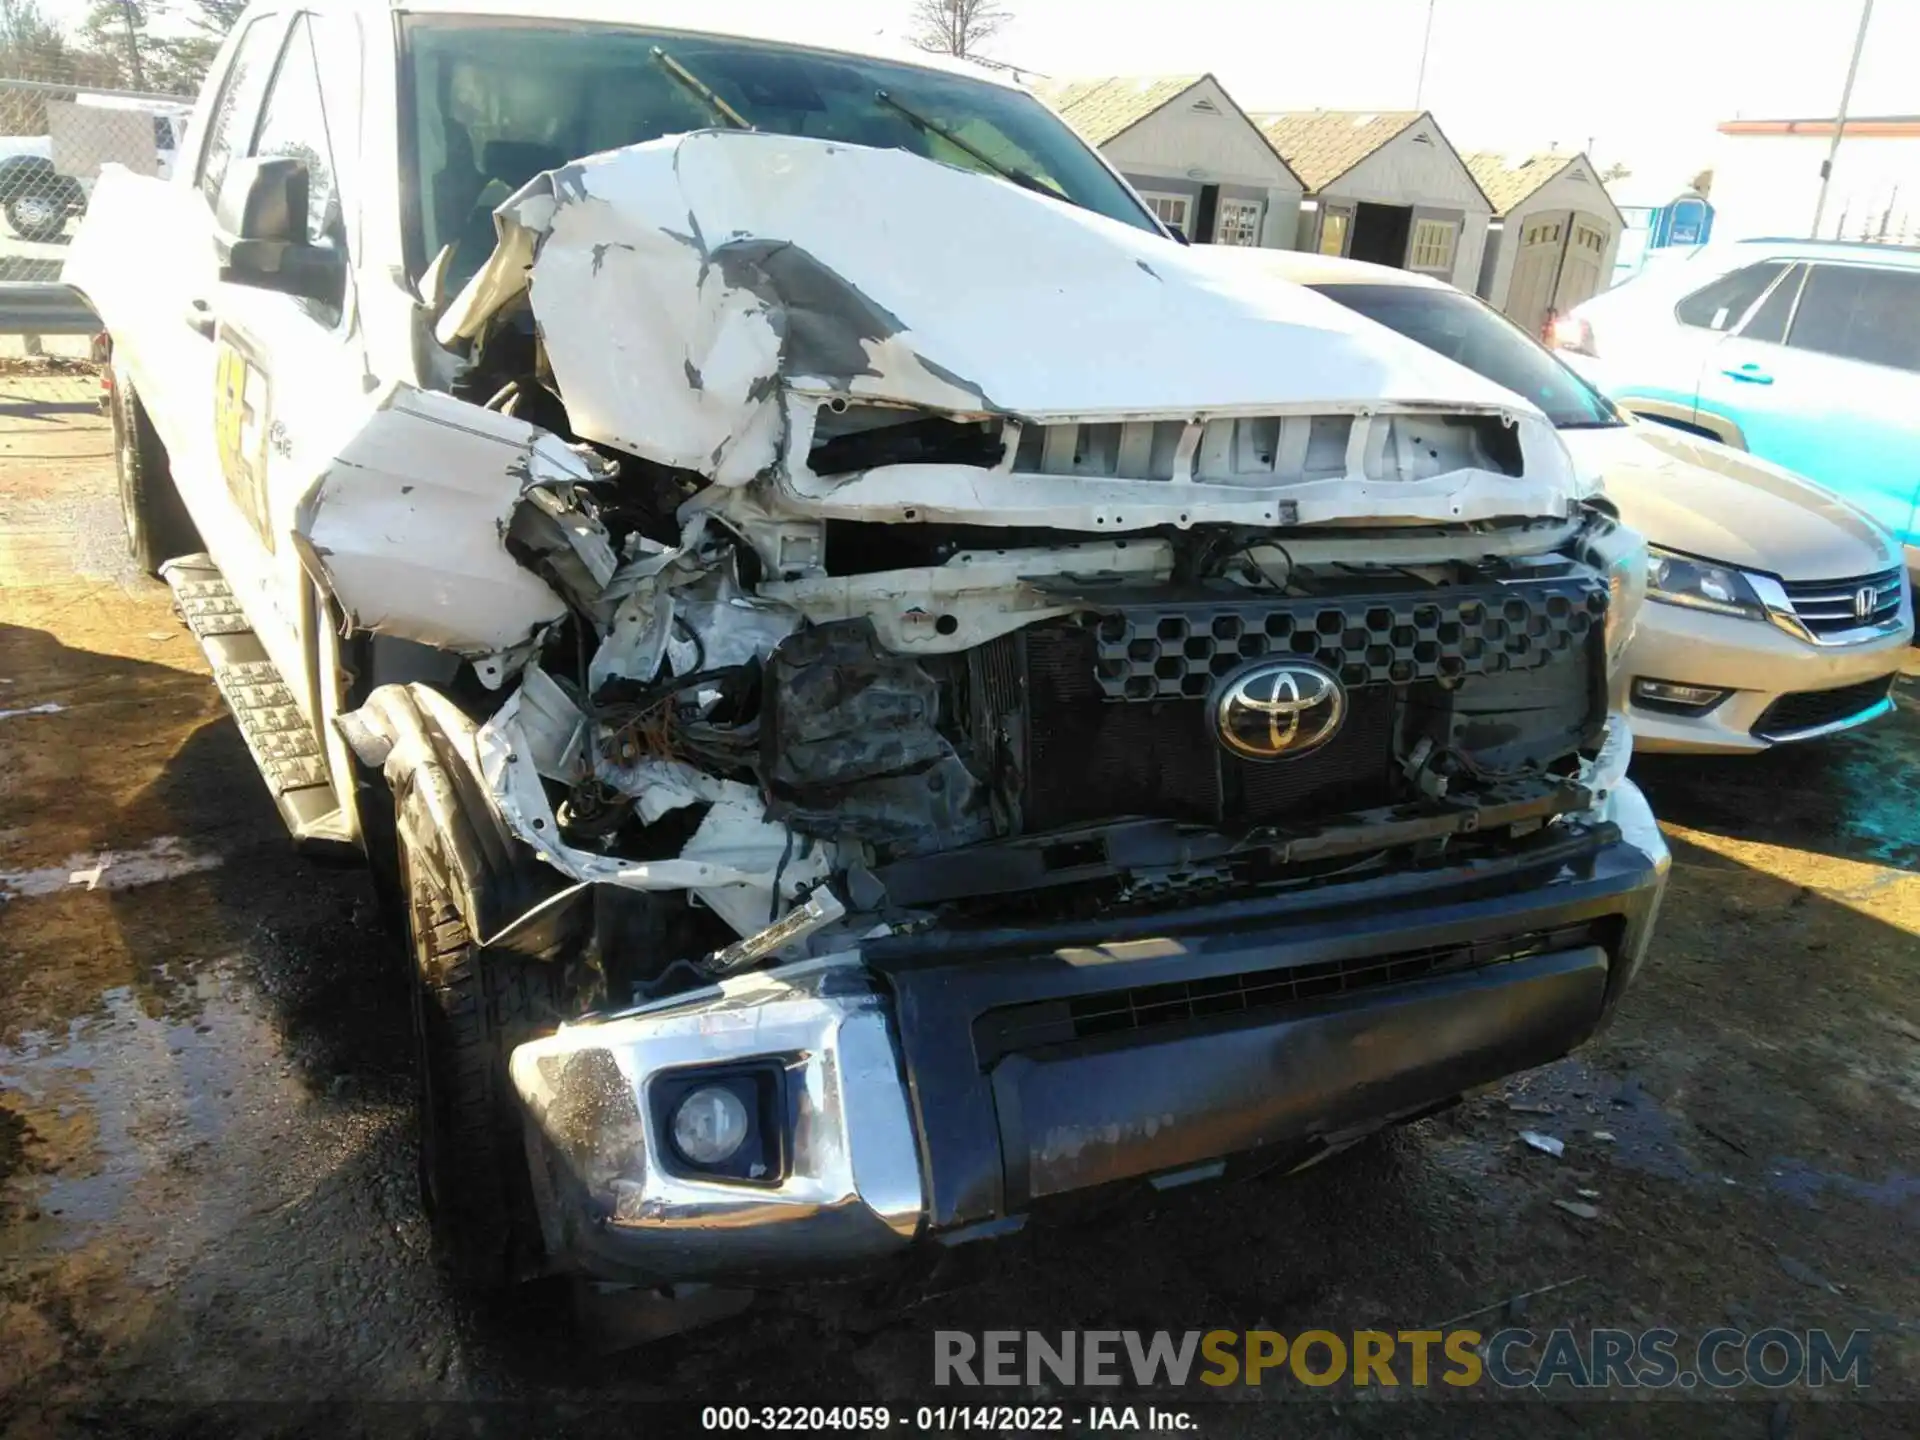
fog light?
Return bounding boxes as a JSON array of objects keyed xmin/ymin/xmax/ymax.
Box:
[
  {"xmin": 671, "ymin": 1085, "xmax": 750, "ymax": 1166},
  {"xmin": 1632, "ymin": 678, "xmax": 1731, "ymax": 714}
]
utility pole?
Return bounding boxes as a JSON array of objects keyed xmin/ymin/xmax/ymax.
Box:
[
  {"xmin": 1810, "ymin": 0, "xmax": 1873, "ymax": 239},
  {"xmin": 1413, "ymin": 0, "xmax": 1436, "ymax": 109},
  {"xmin": 118, "ymin": 0, "xmax": 147, "ymax": 91}
]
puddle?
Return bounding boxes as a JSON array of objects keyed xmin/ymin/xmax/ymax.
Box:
[
  {"xmin": 1764, "ymin": 1160, "xmax": 1920, "ymax": 1217},
  {"xmin": 0, "ymin": 957, "xmax": 303, "ymax": 1270},
  {"xmin": 0, "ymin": 701, "xmax": 64, "ymax": 720},
  {"xmin": 0, "ymin": 837, "xmax": 226, "ymax": 901}
]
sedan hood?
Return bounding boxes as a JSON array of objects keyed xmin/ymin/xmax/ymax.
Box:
[
  {"xmin": 1565, "ymin": 422, "xmax": 1895, "ymax": 579},
  {"xmin": 443, "ymin": 129, "xmax": 1577, "ymax": 511}
]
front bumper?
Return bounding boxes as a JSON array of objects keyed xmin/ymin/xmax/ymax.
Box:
[
  {"xmin": 510, "ymin": 781, "xmax": 1669, "ymax": 1286},
  {"xmin": 1618, "ymin": 595, "xmax": 1911, "ymax": 753}
]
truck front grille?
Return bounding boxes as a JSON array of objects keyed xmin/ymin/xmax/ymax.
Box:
[
  {"xmin": 972, "ymin": 920, "xmax": 1619, "ymax": 1062},
  {"xmin": 1021, "ymin": 625, "xmax": 1397, "ymax": 831},
  {"xmin": 1090, "ymin": 580, "xmax": 1607, "ymax": 700}
]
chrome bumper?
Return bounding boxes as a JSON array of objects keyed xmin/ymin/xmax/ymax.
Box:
[
  {"xmin": 509, "ymin": 963, "xmax": 924, "ymax": 1285},
  {"xmin": 511, "ymin": 749, "xmax": 1662, "ymax": 1287}
]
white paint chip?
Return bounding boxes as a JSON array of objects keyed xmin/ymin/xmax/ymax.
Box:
[
  {"xmin": 0, "ymin": 701, "xmax": 65, "ymax": 720},
  {"xmin": 0, "ymin": 837, "xmax": 224, "ymax": 901}
]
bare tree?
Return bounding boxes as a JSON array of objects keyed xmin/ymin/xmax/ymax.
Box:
[
  {"xmin": 908, "ymin": 0, "xmax": 1013, "ymax": 59},
  {"xmin": 1599, "ymin": 160, "xmax": 1631, "ymax": 183}
]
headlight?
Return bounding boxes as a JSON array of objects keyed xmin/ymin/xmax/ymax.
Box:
[
  {"xmin": 1646, "ymin": 547, "xmax": 1765, "ymax": 620},
  {"xmin": 671, "ymin": 1085, "xmax": 751, "ymax": 1166}
]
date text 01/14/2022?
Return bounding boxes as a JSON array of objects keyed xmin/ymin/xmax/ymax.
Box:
[{"xmin": 699, "ymin": 1405, "xmax": 1198, "ymax": 1431}]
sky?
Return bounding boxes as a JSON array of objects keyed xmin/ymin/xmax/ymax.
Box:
[{"xmin": 46, "ymin": 0, "xmax": 1918, "ymax": 190}]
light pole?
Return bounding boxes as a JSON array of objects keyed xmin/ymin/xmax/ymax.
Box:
[
  {"xmin": 1810, "ymin": 0, "xmax": 1874, "ymax": 239},
  {"xmin": 1413, "ymin": 0, "xmax": 1436, "ymax": 109}
]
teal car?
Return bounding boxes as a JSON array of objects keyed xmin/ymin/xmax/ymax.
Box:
[{"xmin": 1552, "ymin": 239, "xmax": 1920, "ymax": 583}]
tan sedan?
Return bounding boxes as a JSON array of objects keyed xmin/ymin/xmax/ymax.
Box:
[{"xmin": 1214, "ymin": 251, "xmax": 1912, "ymax": 753}]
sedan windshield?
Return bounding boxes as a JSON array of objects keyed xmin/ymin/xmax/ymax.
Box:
[
  {"xmin": 1312, "ymin": 283, "xmax": 1622, "ymax": 429},
  {"xmin": 402, "ymin": 20, "xmax": 1160, "ymax": 288}
]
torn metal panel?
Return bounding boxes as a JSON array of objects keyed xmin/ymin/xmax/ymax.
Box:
[
  {"xmin": 293, "ymin": 383, "xmax": 602, "ymax": 656},
  {"xmin": 753, "ymin": 539, "xmax": 1173, "ymax": 653},
  {"xmin": 516, "ymin": 664, "xmax": 588, "ymax": 782},
  {"xmin": 589, "ymin": 539, "xmax": 797, "ymax": 694},
  {"xmin": 476, "ymin": 689, "xmax": 834, "ymax": 939},
  {"xmin": 338, "ymin": 682, "xmax": 583, "ymax": 954},
  {"xmin": 443, "ymin": 130, "xmax": 1588, "ymax": 526}
]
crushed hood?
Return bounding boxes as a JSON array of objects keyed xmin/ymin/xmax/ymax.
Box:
[
  {"xmin": 1569, "ymin": 422, "xmax": 1898, "ymax": 579},
  {"xmin": 443, "ymin": 129, "xmax": 1562, "ymax": 485}
]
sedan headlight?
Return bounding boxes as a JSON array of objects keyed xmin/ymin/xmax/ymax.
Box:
[{"xmin": 1646, "ymin": 547, "xmax": 1766, "ymax": 620}]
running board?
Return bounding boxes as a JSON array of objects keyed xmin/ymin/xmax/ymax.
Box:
[{"xmin": 161, "ymin": 554, "xmax": 354, "ymax": 850}]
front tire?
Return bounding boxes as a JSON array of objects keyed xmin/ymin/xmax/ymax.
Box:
[
  {"xmin": 5, "ymin": 193, "xmax": 66, "ymax": 243},
  {"xmin": 110, "ymin": 373, "xmax": 200, "ymax": 576},
  {"xmin": 400, "ymin": 818, "xmax": 571, "ymax": 1289}
]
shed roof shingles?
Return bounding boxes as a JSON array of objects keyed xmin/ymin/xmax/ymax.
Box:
[
  {"xmin": 1465, "ymin": 151, "xmax": 1576, "ymax": 215},
  {"xmin": 1034, "ymin": 75, "xmax": 1204, "ymax": 147},
  {"xmin": 1252, "ymin": 110, "xmax": 1421, "ymax": 193}
]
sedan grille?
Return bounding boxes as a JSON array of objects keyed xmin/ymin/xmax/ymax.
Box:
[
  {"xmin": 1751, "ymin": 674, "xmax": 1897, "ymax": 741},
  {"xmin": 1778, "ymin": 566, "xmax": 1904, "ymax": 636}
]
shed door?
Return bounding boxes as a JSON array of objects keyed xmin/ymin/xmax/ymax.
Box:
[
  {"xmin": 1553, "ymin": 215, "xmax": 1610, "ymax": 315},
  {"xmin": 1503, "ymin": 212, "xmax": 1568, "ymax": 337}
]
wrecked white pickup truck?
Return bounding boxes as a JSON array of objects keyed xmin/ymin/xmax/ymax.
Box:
[{"xmin": 68, "ymin": 1, "xmax": 1669, "ymax": 1315}]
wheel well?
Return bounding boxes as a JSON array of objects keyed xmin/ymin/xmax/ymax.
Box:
[{"xmin": 341, "ymin": 682, "xmax": 584, "ymax": 959}]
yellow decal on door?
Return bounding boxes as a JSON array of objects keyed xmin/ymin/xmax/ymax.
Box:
[{"xmin": 213, "ymin": 336, "xmax": 274, "ymax": 549}]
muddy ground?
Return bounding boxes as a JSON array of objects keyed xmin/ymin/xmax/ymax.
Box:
[{"xmin": 2, "ymin": 373, "xmax": 1918, "ymax": 1438}]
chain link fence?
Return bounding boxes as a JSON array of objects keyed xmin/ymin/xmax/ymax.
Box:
[{"xmin": 0, "ymin": 76, "xmax": 193, "ymax": 337}]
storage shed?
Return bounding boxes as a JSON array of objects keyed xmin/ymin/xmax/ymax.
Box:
[
  {"xmin": 1255, "ymin": 110, "xmax": 1491, "ymax": 292},
  {"xmin": 1037, "ymin": 74, "xmax": 1305, "ymax": 247},
  {"xmin": 1466, "ymin": 151, "xmax": 1623, "ymax": 336}
]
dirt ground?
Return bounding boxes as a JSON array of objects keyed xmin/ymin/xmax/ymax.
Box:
[{"xmin": 2, "ymin": 373, "xmax": 1918, "ymax": 1437}]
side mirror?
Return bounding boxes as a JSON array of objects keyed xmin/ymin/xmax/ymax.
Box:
[{"xmin": 215, "ymin": 156, "xmax": 344, "ymax": 307}]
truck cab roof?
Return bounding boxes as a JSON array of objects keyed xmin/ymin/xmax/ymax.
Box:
[{"xmin": 258, "ymin": 0, "xmax": 1026, "ymax": 90}]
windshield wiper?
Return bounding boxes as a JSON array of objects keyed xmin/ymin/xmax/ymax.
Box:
[
  {"xmin": 874, "ymin": 88, "xmax": 1071, "ymax": 206},
  {"xmin": 652, "ymin": 47, "xmax": 754, "ymax": 130}
]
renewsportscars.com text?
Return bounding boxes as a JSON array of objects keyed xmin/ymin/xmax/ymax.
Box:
[{"xmin": 934, "ymin": 1328, "xmax": 1871, "ymax": 1391}]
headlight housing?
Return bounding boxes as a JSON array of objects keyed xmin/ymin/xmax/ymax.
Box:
[
  {"xmin": 672, "ymin": 1085, "xmax": 751, "ymax": 1167},
  {"xmin": 1646, "ymin": 547, "xmax": 1766, "ymax": 620}
]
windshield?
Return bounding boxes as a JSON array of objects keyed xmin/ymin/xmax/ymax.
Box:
[
  {"xmin": 1312, "ymin": 282, "xmax": 1622, "ymax": 429},
  {"xmin": 401, "ymin": 19, "xmax": 1160, "ymax": 288}
]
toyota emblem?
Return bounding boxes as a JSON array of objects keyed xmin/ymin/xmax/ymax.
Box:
[{"xmin": 1212, "ymin": 661, "xmax": 1348, "ymax": 761}]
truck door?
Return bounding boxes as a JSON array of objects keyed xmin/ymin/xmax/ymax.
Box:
[
  {"xmin": 205, "ymin": 10, "xmax": 369, "ymax": 741},
  {"xmin": 67, "ymin": 12, "xmax": 288, "ymax": 589}
]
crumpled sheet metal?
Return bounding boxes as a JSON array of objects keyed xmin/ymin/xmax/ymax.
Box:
[
  {"xmin": 293, "ymin": 383, "xmax": 602, "ymax": 655},
  {"xmin": 439, "ymin": 129, "xmax": 1558, "ymax": 480},
  {"xmin": 476, "ymin": 688, "xmax": 832, "ymax": 937}
]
